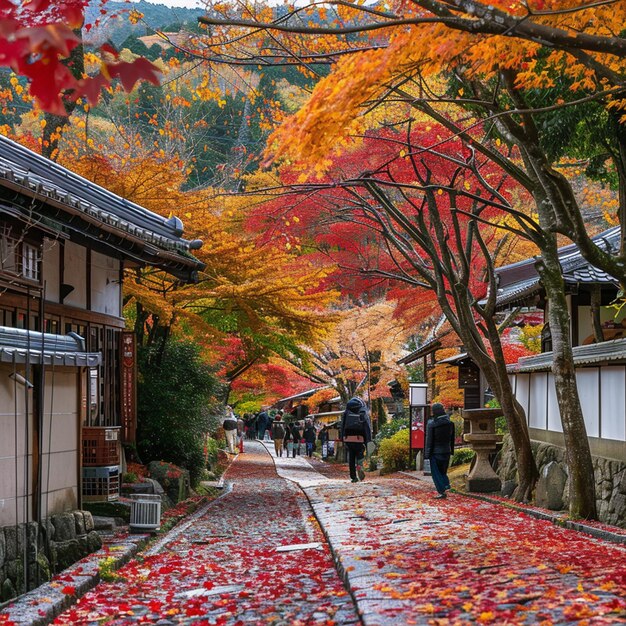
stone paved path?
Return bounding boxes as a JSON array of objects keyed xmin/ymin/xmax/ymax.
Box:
[
  {"xmin": 265, "ymin": 444, "xmax": 626, "ymax": 625},
  {"xmin": 52, "ymin": 442, "xmax": 358, "ymax": 625}
]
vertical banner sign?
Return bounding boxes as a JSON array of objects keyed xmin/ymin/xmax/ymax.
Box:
[{"xmin": 120, "ymin": 331, "xmax": 137, "ymax": 443}]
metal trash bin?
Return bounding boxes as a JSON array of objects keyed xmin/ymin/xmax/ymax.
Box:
[{"xmin": 129, "ymin": 493, "xmax": 162, "ymax": 532}]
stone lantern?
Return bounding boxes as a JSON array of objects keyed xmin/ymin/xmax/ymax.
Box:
[{"xmin": 462, "ymin": 408, "xmax": 503, "ymax": 492}]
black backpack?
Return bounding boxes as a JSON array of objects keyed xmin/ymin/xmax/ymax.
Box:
[
  {"xmin": 343, "ymin": 410, "xmax": 365, "ymax": 436},
  {"xmin": 223, "ymin": 418, "xmax": 237, "ymax": 431},
  {"xmin": 273, "ymin": 423, "xmax": 286, "ymax": 439}
]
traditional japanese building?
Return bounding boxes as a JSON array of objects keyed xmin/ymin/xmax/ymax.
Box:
[
  {"xmin": 495, "ymin": 227, "xmax": 625, "ymax": 461},
  {"xmin": 0, "ymin": 134, "xmax": 204, "ymax": 527}
]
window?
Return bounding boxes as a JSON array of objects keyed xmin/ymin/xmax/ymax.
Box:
[
  {"xmin": 21, "ymin": 243, "xmax": 39, "ymax": 280},
  {"xmin": 0, "ymin": 229, "xmax": 40, "ymax": 281},
  {"xmin": 0, "ymin": 233, "xmax": 17, "ymax": 273}
]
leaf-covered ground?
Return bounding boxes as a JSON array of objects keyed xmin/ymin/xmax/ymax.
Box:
[
  {"xmin": 291, "ymin": 459, "xmax": 626, "ymax": 625},
  {"xmin": 52, "ymin": 444, "xmax": 358, "ymax": 625},
  {"xmin": 42, "ymin": 442, "xmax": 626, "ymax": 625}
]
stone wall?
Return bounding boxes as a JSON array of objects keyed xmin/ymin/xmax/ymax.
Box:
[
  {"xmin": 0, "ymin": 511, "xmax": 102, "ymax": 602},
  {"xmin": 497, "ymin": 435, "xmax": 626, "ymax": 528}
]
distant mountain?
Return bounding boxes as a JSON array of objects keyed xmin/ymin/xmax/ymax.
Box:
[{"xmin": 84, "ymin": 0, "xmax": 205, "ymax": 47}]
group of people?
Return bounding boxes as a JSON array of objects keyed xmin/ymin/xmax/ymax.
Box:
[
  {"xmin": 268, "ymin": 413, "xmax": 318, "ymax": 458},
  {"xmin": 222, "ymin": 397, "xmax": 455, "ymax": 497},
  {"xmin": 222, "ymin": 408, "xmax": 320, "ymax": 458}
]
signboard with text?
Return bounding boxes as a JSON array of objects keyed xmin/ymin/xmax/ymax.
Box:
[{"xmin": 120, "ymin": 331, "xmax": 137, "ymax": 443}]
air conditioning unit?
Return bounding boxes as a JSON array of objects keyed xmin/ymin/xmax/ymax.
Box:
[{"xmin": 129, "ymin": 494, "xmax": 162, "ymax": 532}]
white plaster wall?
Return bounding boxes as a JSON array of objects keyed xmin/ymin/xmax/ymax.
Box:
[
  {"xmin": 91, "ymin": 251, "xmax": 121, "ymax": 316},
  {"xmin": 38, "ymin": 369, "xmax": 79, "ymax": 516},
  {"xmin": 576, "ymin": 368, "xmax": 600, "ymax": 438},
  {"xmin": 0, "ymin": 364, "xmax": 33, "ymax": 525},
  {"xmin": 41, "ymin": 238, "xmax": 60, "ymax": 303},
  {"xmin": 528, "ymin": 372, "xmax": 547, "ymax": 430},
  {"xmin": 546, "ymin": 373, "xmax": 563, "ymax": 433},
  {"xmin": 0, "ymin": 366, "xmax": 79, "ymax": 525},
  {"xmin": 600, "ymin": 367, "xmax": 626, "ymax": 442},
  {"xmin": 63, "ymin": 241, "xmax": 87, "ymax": 309},
  {"xmin": 514, "ymin": 374, "xmax": 531, "ymax": 422}
]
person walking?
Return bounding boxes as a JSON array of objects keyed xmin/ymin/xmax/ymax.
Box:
[
  {"xmin": 318, "ymin": 426, "xmax": 329, "ymax": 459},
  {"xmin": 283, "ymin": 421, "xmax": 295, "ymax": 457},
  {"xmin": 271, "ymin": 412, "xmax": 286, "ymax": 457},
  {"xmin": 256, "ymin": 408, "xmax": 270, "ymax": 440},
  {"xmin": 265, "ymin": 412, "xmax": 274, "ymax": 441},
  {"xmin": 237, "ymin": 413, "xmax": 245, "ymax": 453},
  {"xmin": 290, "ymin": 422, "xmax": 302, "ymax": 458},
  {"xmin": 424, "ymin": 402, "xmax": 455, "ymax": 499},
  {"xmin": 222, "ymin": 406, "xmax": 238, "ymax": 454},
  {"xmin": 340, "ymin": 397, "xmax": 372, "ymax": 483},
  {"xmin": 303, "ymin": 420, "xmax": 317, "ymax": 458}
]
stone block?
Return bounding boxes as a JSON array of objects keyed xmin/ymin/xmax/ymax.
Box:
[
  {"xmin": 83, "ymin": 511, "xmax": 95, "ymax": 533},
  {"xmin": 50, "ymin": 539, "xmax": 82, "ymax": 572},
  {"xmin": 52, "ymin": 513, "xmax": 77, "ymax": 541},
  {"xmin": 5, "ymin": 559, "xmax": 22, "ymax": 587},
  {"xmin": 1, "ymin": 577, "xmax": 16, "ymax": 602},
  {"xmin": 536, "ymin": 461, "xmax": 567, "ymax": 510},
  {"xmin": 4, "ymin": 526, "xmax": 17, "ymax": 561},
  {"xmin": 74, "ymin": 511, "xmax": 86, "ymax": 536},
  {"xmin": 501, "ymin": 480, "xmax": 517, "ymax": 497},
  {"xmin": 86, "ymin": 530, "xmax": 103, "ymax": 553},
  {"xmin": 39, "ymin": 518, "xmax": 55, "ymax": 549},
  {"xmin": 25, "ymin": 522, "xmax": 38, "ymax": 563}
]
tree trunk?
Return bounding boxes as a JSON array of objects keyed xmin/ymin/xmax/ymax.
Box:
[
  {"xmin": 444, "ymin": 289, "xmax": 539, "ymax": 500},
  {"xmin": 461, "ymin": 342, "xmax": 538, "ymax": 501},
  {"xmin": 536, "ymin": 248, "xmax": 598, "ymax": 520},
  {"xmin": 590, "ymin": 285, "xmax": 604, "ymax": 344}
]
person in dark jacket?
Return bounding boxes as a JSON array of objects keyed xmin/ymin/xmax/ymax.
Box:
[
  {"xmin": 290, "ymin": 422, "xmax": 302, "ymax": 457},
  {"xmin": 340, "ymin": 397, "xmax": 372, "ymax": 483},
  {"xmin": 303, "ymin": 420, "xmax": 317, "ymax": 457},
  {"xmin": 424, "ymin": 402, "xmax": 455, "ymax": 498},
  {"xmin": 256, "ymin": 409, "xmax": 270, "ymax": 440}
]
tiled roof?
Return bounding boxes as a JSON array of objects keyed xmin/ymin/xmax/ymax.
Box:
[
  {"xmin": 397, "ymin": 336, "xmax": 442, "ymax": 364},
  {"xmin": 493, "ymin": 227, "xmax": 621, "ymax": 306},
  {"xmin": 0, "ymin": 326, "xmax": 100, "ymax": 367},
  {"xmin": 508, "ymin": 337, "xmax": 626, "ymax": 373},
  {"xmin": 0, "ymin": 134, "xmax": 204, "ymax": 280}
]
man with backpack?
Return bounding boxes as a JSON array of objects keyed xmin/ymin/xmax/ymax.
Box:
[
  {"xmin": 340, "ymin": 397, "xmax": 372, "ymax": 483},
  {"xmin": 222, "ymin": 406, "xmax": 239, "ymax": 454}
]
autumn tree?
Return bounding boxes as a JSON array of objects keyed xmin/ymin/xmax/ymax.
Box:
[
  {"xmin": 65, "ymin": 151, "xmax": 337, "ymax": 399},
  {"xmin": 286, "ymin": 300, "xmax": 410, "ymax": 423},
  {"xmin": 250, "ymin": 124, "xmax": 541, "ymax": 499},
  {"xmin": 204, "ymin": 0, "xmax": 626, "ymax": 518}
]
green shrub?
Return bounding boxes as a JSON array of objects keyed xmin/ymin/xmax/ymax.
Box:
[
  {"xmin": 205, "ymin": 437, "xmax": 220, "ymax": 471},
  {"xmin": 375, "ymin": 417, "xmax": 408, "ymax": 446},
  {"xmin": 122, "ymin": 472, "xmax": 138, "ymax": 484},
  {"xmin": 378, "ymin": 428, "xmax": 410, "ymax": 472},
  {"xmin": 137, "ymin": 338, "xmax": 221, "ymax": 486},
  {"xmin": 450, "ymin": 410, "xmax": 465, "ymax": 443},
  {"xmin": 450, "ymin": 447, "xmax": 475, "ymax": 467}
]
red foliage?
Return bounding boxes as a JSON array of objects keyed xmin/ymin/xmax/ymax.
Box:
[
  {"xmin": 0, "ymin": 1, "xmax": 160, "ymax": 114},
  {"xmin": 248, "ymin": 123, "xmax": 516, "ymax": 306}
]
